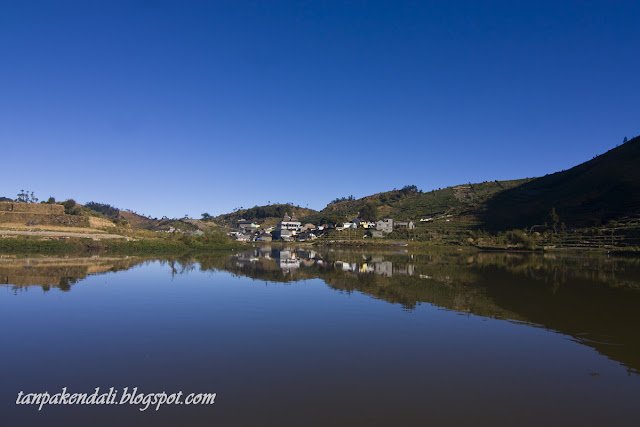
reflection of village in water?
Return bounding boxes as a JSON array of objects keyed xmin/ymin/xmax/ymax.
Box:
[
  {"xmin": 2, "ymin": 250, "xmax": 640, "ymax": 374},
  {"xmin": 226, "ymin": 247, "xmax": 640, "ymax": 375},
  {"xmin": 231, "ymin": 246, "xmax": 416, "ymax": 277}
]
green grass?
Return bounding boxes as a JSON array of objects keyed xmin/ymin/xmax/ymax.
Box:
[{"xmin": 0, "ymin": 232, "xmax": 243, "ymax": 255}]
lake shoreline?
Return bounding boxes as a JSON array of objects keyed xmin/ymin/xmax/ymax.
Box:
[{"xmin": 2, "ymin": 234, "xmax": 638, "ymax": 256}]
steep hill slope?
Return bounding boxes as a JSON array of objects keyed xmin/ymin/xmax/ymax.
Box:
[
  {"xmin": 312, "ymin": 180, "xmax": 532, "ymax": 223},
  {"xmin": 484, "ymin": 136, "xmax": 640, "ymax": 228}
]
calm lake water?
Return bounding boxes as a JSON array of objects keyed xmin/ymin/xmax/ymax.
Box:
[{"xmin": 2, "ymin": 247, "xmax": 640, "ymax": 426}]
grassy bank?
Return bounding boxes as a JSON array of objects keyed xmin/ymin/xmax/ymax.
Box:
[
  {"xmin": 0, "ymin": 232, "xmax": 243, "ymax": 255},
  {"xmin": 310, "ymin": 228, "xmax": 640, "ymax": 253}
]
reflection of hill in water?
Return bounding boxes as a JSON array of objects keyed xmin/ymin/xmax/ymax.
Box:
[
  {"xmin": 0, "ymin": 256, "xmax": 147, "ymax": 292},
  {"xmin": 206, "ymin": 248, "xmax": 640, "ymax": 374},
  {"xmin": 3, "ymin": 250, "xmax": 639, "ymax": 374},
  {"xmin": 470, "ymin": 253, "xmax": 640, "ymax": 375}
]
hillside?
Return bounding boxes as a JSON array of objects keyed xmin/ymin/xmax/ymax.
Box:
[
  {"xmin": 118, "ymin": 211, "xmax": 199, "ymax": 232},
  {"xmin": 4, "ymin": 136, "xmax": 638, "ymax": 239},
  {"xmin": 484, "ymin": 136, "xmax": 640, "ymax": 228},
  {"xmin": 308, "ymin": 180, "xmax": 533, "ymax": 224},
  {"xmin": 214, "ymin": 204, "xmax": 318, "ymax": 227},
  {"xmin": 82, "ymin": 202, "xmax": 202, "ymax": 232},
  {"xmin": 305, "ymin": 137, "xmax": 640, "ymax": 232}
]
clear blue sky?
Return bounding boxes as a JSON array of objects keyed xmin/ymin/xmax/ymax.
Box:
[{"xmin": 1, "ymin": 1, "xmax": 638, "ymax": 218}]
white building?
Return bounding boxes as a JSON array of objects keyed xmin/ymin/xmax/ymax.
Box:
[{"xmin": 277, "ymin": 214, "xmax": 301, "ymax": 232}]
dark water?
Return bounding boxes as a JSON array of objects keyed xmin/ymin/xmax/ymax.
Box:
[{"xmin": 1, "ymin": 248, "xmax": 640, "ymax": 426}]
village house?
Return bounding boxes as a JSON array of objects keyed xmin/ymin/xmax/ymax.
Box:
[
  {"xmin": 237, "ymin": 219, "xmax": 260, "ymax": 229},
  {"xmin": 297, "ymin": 232, "xmax": 317, "ymax": 241},
  {"xmin": 394, "ymin": 220, "xmax": 415, "ymax": 229},
  {"xmin": 300, "ymin": 223, "xmax": 317, "ymax": 232},
  {"xmin": 235, "ymin": 233, "xmax": 251, "ymax": 242},
  {"xmin": 375, "ymin": 218, "xmax": 394, "ymax": 233},
  {"xmin": 277, "ymin": 214, "xmax": 301, "ymax": 232},
  {"xmin": 271, "ymin": 228, "xmax": 294, "ymax": 241},
  {"xmin": 256, "ymin": 231, "xmax": 272, "ymax": 242}
]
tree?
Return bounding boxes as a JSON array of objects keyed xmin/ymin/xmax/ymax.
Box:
[
  {"xmin": 623, "ymin": 136, "xmax": 628, "ymax": 143},
  {"xmin": 330, "ymin": 195, "xmax": 355, "ymax": 204},
  {"xmin": 400, "ymin": 185, "xmax": 418, "ymax": 194},
  {"xmin": 549, "ymin": 208, "xmax": 560, "ymax": 234},
  {"xmin": 16, "ymin": 189, "xmax": 28, "ymax": 202},
  {"xmin": 16, "ymin": 189, "xmax": 38, "ymax": 203},
  {"xmin": 201, "ymin": 213, "xmax": 212, "ymax": 221},
  {"xmin": 62, "ymin": 199, "xmax": 78, "ymax": 214},
  {"xmin": 360, "ymin": 203, "xmax": 378, "ymax": 221},
  {"xmin": 85, "ymin": 202, "xmax": 120, "ymax": 218}
]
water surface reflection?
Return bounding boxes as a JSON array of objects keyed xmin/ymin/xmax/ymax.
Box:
[
  {"xmin": 4, "ymin": 249, "xmax": 638, "ymax": 374},
  {"xmin": 214, "ymin": 247, "xmax": 640, "ymax": 374},
  {"xmin": 2, "ymin": 249, "xmax": 639, "ymax": 426}
]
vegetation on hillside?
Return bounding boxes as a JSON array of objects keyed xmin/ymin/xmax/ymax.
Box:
[
  {"xmin": 484, "ymin": 135, "xmax": 640, "ymax": 228},
  {"xmin": 85, "ymin": 202, "xmax": 121, "ymax": 219},
  {"xmin": 214, "ymin": 203, "xmax": 318, "ymax": 226},
  {"xmin": 310, "ymin": 180, "xmax": 532, "ymax": 224},
  {"xmin": 118, "ymin": 210, "xmax": 198, "ymax": 232},
  {"xmin": 3, "ymin": 136, "xmax": 639, "ymax": 252}
]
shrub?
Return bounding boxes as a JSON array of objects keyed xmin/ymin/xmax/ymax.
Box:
[{"xmin": 506, "ymin": 230, "xmax": 536, "ymax": 250}]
